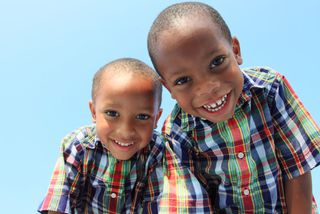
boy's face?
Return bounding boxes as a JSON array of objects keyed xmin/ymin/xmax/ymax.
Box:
[
  {"xmin": 89, "ymin": 72, "xmax": 162, "ymax": 160},
  {"xmin": 153, "ymin": 17, "xmax": 243, "ymax": 123}
]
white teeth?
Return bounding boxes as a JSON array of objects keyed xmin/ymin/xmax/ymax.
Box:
[
  {"xmin": 202, "ymin": 94, "xmax": 228, "ymax": 112},
  {"xmin": 114, "ymin": 140, "xmax": 134, "ymax": 147}
]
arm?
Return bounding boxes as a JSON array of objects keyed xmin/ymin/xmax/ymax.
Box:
[
  {"xmin": 285, "ymin": 172, "xmax": 312, "ymax": 214},
  {"xmin": 269, "ymin": 74, "xmax": 320, "ymax": 213},
  {"xmin": 39, "ymin": 127, "xmax": 87, "ymax": 213}
]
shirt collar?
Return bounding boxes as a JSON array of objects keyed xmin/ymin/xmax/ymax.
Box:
[{"xmin": 173, "ymin": 69, "xmax": 264, "ymax": 132}]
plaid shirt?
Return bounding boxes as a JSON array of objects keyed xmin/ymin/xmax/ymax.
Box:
[
  {"xmin": 162, "ymin": 67, "xmax": 320, "ymax": 213},
  {"xmin": 39, "ymin": 125, "xmax": 214, "ymax": 213}
]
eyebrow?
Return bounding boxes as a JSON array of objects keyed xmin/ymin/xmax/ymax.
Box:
[{"xmin": 207, "ymin": 47, "xmax": 224, "ymax": 57}]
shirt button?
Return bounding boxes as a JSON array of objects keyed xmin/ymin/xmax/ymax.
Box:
[
  {"xmin": 237, "ymin": 152, "xmax": 245, "ymax": 159},
  {"xmin": 111, "ymin": 192, "xmax": 117, "ymax": 198},
  {"xmin": 243, "ymin": 189, "xmax": 250, "ymax": 196}
]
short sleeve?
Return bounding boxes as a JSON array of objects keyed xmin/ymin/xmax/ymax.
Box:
[
  {"xmin": 271, "ymin": 74, "xmax": 320, "ymax": 180},
  {"xmin": 38, "ymin": 131, "xmax": 85, "ymax": 213}
]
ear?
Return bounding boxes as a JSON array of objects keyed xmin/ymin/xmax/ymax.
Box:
[
  {"xmin": 232, "ymin": 37, "xmax": 243, "ymax": 65},
  {"xmin": 153, "ymin": 108, "xmax": 163, "ymax": 129},
  {"xmin": 89, "ymin": 100, "xmax": 96, "ymax": 123}
]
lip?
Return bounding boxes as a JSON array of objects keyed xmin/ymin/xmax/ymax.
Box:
[
  {"xmin": 111, "ymin": 138, "xmax": 135, "ymax": 151},
  {"xmin": 199, "ymin": 92, "xmax": 231, "ymax": 115}
]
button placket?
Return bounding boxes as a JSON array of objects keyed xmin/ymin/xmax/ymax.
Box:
[
  {"xmin": 237, "ymin": 152, "xmax": 245, "ymax": 159},
  {"xmin": 243, "ymin": 188, "xmax": 250, "ymax": 196},
  {"xmin": 111, "ymin": 192, "xmax": 117, "ymax": 199}
]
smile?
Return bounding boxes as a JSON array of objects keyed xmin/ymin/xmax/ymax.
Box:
[
  {"xmin": 202, "ymin": 94, "xmax": 228, "ymax": 112},
  {"xmin": 113, "ymin": 140, "xmax": 134, "ymax": 147}
]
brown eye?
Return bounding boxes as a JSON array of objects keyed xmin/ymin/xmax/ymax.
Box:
[
  {"xmin": 210, "ymin": 56, "xmax": 226, "ymax": 69},
  {"xmin": 105, "ymin": 110, "xmax": 119, "ymax": 117},
  {"xmin": 174, "ymin": 76, "xmax": 191, "ymax": 85},
  {"xmin": 136, "ymin": 114, "xmax": 150, "ymax": 120}
]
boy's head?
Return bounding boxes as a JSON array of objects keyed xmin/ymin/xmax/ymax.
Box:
[
  {"xmin": 148, "ymin": 2, "xmax": 244, "ymax": 123},
  {"xmin": 89, "ymin": 58, "xmax": 162, "ymax": 160}
]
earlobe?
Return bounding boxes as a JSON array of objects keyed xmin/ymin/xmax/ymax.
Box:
[
  {"xmin": 232, "ymin": 37, "xmax": 243, "ymax": 65},
  {"xmin": 154, "ymin": 108, "xmax": 163, "ymax": 129},
  {"xmin": 89, "ymin": 100, "xmax": 96, "ymax": 123}
]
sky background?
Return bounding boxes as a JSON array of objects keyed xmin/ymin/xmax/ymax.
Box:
[{"xmin": 1, "ymin": 1, "xmax": 319, "ymax": 213}]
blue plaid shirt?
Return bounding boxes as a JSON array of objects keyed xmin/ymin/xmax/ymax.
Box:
[
  {"xmin": 39, "ymin": 125, "xmax": 215, "ymax": 213},
  {"xmin": 163, "ymin": 67, "xmax": 320, "ymax": 213}
]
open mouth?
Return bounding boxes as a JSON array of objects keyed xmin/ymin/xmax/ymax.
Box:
[
  {"xmin": 202, "ymin": 94, "xmax": 228, "ymax": 112},
  {"xmin": 113, "ymin": 139, "xmax": 134, "ymax": 147}
]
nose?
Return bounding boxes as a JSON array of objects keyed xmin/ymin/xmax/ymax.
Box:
[
  {"xmin": 118, "ymin": 120, "xmax": 136, "ymax": 139},
  {"xmin": 194, "ymin": 77, "xmax": 221, "ymax": 97}
]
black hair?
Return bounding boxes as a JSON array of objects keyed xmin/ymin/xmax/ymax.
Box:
[
  {"xmin": 91, "ymin": 58, "xmax": 162, "ymax": 106},
  {"xmin": 148, "ymin": 2, "xmax": 232, "ymax": 75}
]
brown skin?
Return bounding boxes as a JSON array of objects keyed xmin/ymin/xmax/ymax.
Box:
[
  {"xmin": 89, "ymin": 71, "xmax": 162, "ymax": 160},
  {"xmin": 154, "ymin": 17, "xmax": 243, "ymax": 124},
  {"xmin": 285, "ymin": 172, "xmax": 312, "ymax": 214},
  {"xmin": 153, "ymin": 15, "xmax": 313, "ymax": 212}
]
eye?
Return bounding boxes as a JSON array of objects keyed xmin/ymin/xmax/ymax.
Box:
[
  {"xmin": 174, "ymin": 76, "xmax": 191, "ymax": 85},
  {"xmin": 136, "ymin": 114, "xmax": 150, "ymax": 120},
  {"xmin": 209, "ymin": 55, "xmax": 226, "ymax": 69},
  {"xmin": 105, "ymin": 110, "xmax": 119, "ymax": 117}
]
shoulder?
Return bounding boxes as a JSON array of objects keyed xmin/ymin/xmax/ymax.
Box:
[
  {"xmin": 242, "ymin": 66, "xmax": 287, "ymax": 102},
  {"xmin": 243, "ymin": 66, "xmax": 283, "ymax": 87},
  {"xmin": 61, "ymin": 124, "xmax": 96, "ymax": 146},
  {"xmin": 60, "ymin": 124, "xmax": 97, "ymax": 159},
  {"xmin": 162, "ymin": 103, "xmax": 190, "ymax": 135},
  {"xmin": 143, "ymin": 130, "xmax": 165, "ymax": 167}
]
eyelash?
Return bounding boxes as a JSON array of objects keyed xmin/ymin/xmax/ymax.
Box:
[
  {"xmin": 105, "ymin": 111, "xmax": 119, "ymax": 117},
  {"xmin": 209, "ymin": 55, "xmax": 226, "ymax": 69},
  {"xmin": 105, "ymin": 111, "xmax": 150, "ymax": 120},
  {"xmin": 174, "ymin": 76, "xmax": 191, "ymax": 86},
  {"xmin": 136, "ymin": 114, "xmax": 151, "ymax": 120}
]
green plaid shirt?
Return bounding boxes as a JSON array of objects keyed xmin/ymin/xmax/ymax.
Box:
[
  {"xmin": 39, "ymin": 125, "xmax": 215, "ymax": 213},
  {"xmin": 163, "ymin": 67, "xmax": 320, "ymax": 213},
  {"xmin": 38, "ymin": 125, "xmax": 165, "ymax": 213}
]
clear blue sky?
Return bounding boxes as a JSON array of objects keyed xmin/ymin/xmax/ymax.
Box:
[{"xmin": 1, "ymin": 1, "xmax": 319, "ymax": 213}]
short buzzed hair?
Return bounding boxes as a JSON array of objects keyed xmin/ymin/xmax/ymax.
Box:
[
  {"xmin": 91, "ymin": 58, "xmax": 162, "ymax": 106},
  {"xmin": 148, "ymin": 2, "xmax": 232, "ymax": 73}
]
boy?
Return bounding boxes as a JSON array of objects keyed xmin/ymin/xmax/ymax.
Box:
[
  {"xmin": 147, "ymin": 2, "xmax": 320, "ymax": 213},
  {"xmin": 39, "ymin": 58, "xmax": 214, "ymax": 213}
]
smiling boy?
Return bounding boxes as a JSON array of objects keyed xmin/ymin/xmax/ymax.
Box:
[
  {"xmin": 38, "ymin": 58, "xmax": 164, "ymax": 213},
  {"xmin": 89, "ymin": 59, "xmax": 162, "ymax": 161},
  {"xmin": 39, "ymin": 57, "xmax": 216, "ymax": 214},
  {"xmin": 148, "ymin": 2, "xmax": 320, "ymax": 213}
]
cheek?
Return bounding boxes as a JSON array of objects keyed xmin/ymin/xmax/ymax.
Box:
[
  {"xmin": 176, "ymin": 97, "xmax": 194, "ymax": 112},
  {"xmin": 234, "ymin": 72, "xmax": 244, "ymax": 91},
  {"xmin": 96, "ymin": 121, "xmax": 112, "ymax": 139},
  {"xmin": 171, "ymin": 90, "xmax": 186, "ymax": 103},
  {"xmin": 139, "ymin": 124, "xmax": 154, "ymax": 139}
]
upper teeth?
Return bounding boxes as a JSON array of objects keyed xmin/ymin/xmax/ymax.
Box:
[
  {"xmin": 114, "ymin": 140, "xmax": 134, "ymax": 147},
  {"xmin": 203, "ymin": 94, "xmax": 227, "ymax": 112}
]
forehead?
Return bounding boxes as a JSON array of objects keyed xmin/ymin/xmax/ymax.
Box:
[
  {"xmin": 98, "ymin": 71, "xmax": 156, "ymax": 98},
  {"xmin": 164, "ymin": 16, "xmax": 222, "ymax": 42},
  {"xmin": 154, "ymin": 17, "xmax": 229, "ymax": 58},
  {"xmin": 153, "ymin": 17, "xmax": 231, "ymax": 75}
]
